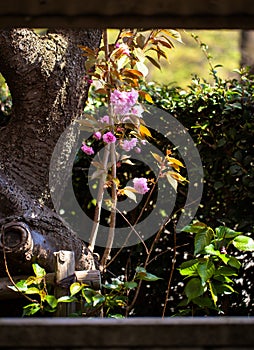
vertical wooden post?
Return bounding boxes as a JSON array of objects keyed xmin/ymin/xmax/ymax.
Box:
[{"xmin": 54, "ymin": 250, "xmax": 75, "ymax": 317}]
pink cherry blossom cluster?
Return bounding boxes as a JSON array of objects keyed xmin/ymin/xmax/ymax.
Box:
[
  {"xmin": 121, "ymin": 138, "xmax": 137, "ymax": 151},
  {"xmin": 81, "ymin": 143, "xmax": 94, "ymax": 155},
  {"xmin": 133, "ymin": 177, "xmax": 149, "ymax": 194},
  {"xmin": 110, "ymin": 88, "xmax": 139, "ymax": 115},
  {"xmin": 81, "ymin": 130, "xmax": 116, "ymax": 155}
]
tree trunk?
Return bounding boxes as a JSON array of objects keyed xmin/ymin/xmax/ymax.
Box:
[{"xmin": 0, "ymin": 28, "xmax": 102, "ymax": 276}]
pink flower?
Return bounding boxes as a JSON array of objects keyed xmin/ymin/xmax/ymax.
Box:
[
  {"xmin": 100, "ymin": 115, "xmax": 110, "ymax": 123},
  {"xmin": 103, "ymin": 131, "xmax": 116, "ymax": 144},
  {"xmin": 133, "ymin": 177, "xmax": 149, "ymax": 194},
  {"xmin": 93, "ymin": 131, "xmax": 101, "ymax": 140},
  {"xmin": 115, "ymin": 43, "xmax": 130, "ymax": 56},
  {"xmin": 110, "ymin": 89, "xmax": 139, "ymax": 115},
  {"xmin": 121, "ymin": 138, "xmax": 138, "ymax": 152},
  {"xmin": 130, "ymin": 105, "xmax": 144, "ymax": 118},
  {"xmin": 81, "ymin": 143, "xmax": 94, "ymax": 155},
  {"xmin": 135, "ymin": 147, "xmax": 141, "ymax": 154}
]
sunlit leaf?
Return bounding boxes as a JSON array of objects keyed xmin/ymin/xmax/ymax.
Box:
[
  {"xmin": 108, "ymin": 314, "xmax": 125, "ymax": 319},
  {"xmin": 136, "ymin": 61, "xmax": 149, "ymax": 77},
  {"xmin": 205, "ymin": 247, "xmax": 233, "ymax": 268},
  {"xmin": 32, "ymin": 263, "xmax": 46, "ymax": 278},
  {"xmin": 208, "ymin": 281, "xmax": 218, "ymax": 305},
  {"xmin": 151, "ymin": 152, "xmax": 163, "ymax": 163},
  {"xmin": 25, "ymin": 287, "xmax": 40, "ymax": 295},
  {"xmin": 57, "ymin": 295, "xmax": 77, "ymax": 303},
  {"xmin": 215, "ymin": 226, "xmax": 242, "ymax": 239},
  {"xmin": 123, "ymin": 189, "xmax": 137, "ymax": 202},
  {"xmin": 70, "ymin": 282, "xmax": 83, "ymax": 296},
  {"xmin": 233, "ymin": 235, "xmax": 254, "ymax": 251},
  {"xmin": 45, "ymin": 295, "xmax": 58, "ymax": 309},
  {"xmin": 8, "ymin": 279, "xmax": 28, "ymax": 292},
  {"xmin": 166, "ymin": 171, "xmax": 187, "ymax": 183},
  {"xmin": 166, "ymin": 173, "xmax": 178, "ymax": 192},
  {"xmin": 179, "ymin": 259, "xmax": 199, "ymax": 276},
  {"xmin": 22, "ymin": 303, "xmax": 41, "ymax": 316},
  {"xmin": 166, "ymin": 157, "xmax": 184, "ymax": 170},
  {"xmin": 92, "ymin": 293, "xmax": 105, "ymax": 307},
  {"xmin": 162, "ymin": 29, "xmax": 183, "ymax": 43},
  {"xmin": 135, "ymin": 266, "xmax": 162, "ymax": 281},
  {"xmin": 139, "ymin": 124, "xmax": 152, "ymax": 138},
  {"xmin": 228, "ymin": 256, "xmax": 241, "ymax": 269},
  {"xmin": 182, "ymin": 221, "xmax": 208, "ymax": 234}
]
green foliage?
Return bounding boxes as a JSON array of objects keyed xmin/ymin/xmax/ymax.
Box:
[
  {"xmin": 8, "ymin": 263, "xmax": 76, "ymax": 316},
  {"xmin": 68, "ymin": 266, "xmax": 161, "ymax": 317},
  {"xmin": 176, "ymin": 222, "xmax": 254, "ymax": 315},
  {"xmin": 144, "ymin": 67, "xmax": 254, "ymax": 233},
  {"xmin": 9, "ymin": 265, "xmax": 161, "ymax": 318}
]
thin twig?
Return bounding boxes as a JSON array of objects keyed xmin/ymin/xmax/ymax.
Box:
[
  {"xmin": 100, "ymin": 142, "xmax": 117, "ymax": 268},
  {"xmin": 88, "ymin": 144, "xmax": 110, "ymax": 252},
  {"xmin": 162, "ymin": 223, "xmax": 177, "ymax": 318}
]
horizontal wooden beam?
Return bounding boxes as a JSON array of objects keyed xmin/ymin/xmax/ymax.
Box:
[
  {"xmin": 0, "ymin": 317, "xmax": 253, "ymax": 349},
  {"xmin": 0, "ymin": 0, "xmax": 254, "ymax": 28}
]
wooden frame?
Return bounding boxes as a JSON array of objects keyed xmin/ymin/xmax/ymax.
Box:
[{"xmin": 0, "ymin": 0, "xmax": 254, "ymax": 28}]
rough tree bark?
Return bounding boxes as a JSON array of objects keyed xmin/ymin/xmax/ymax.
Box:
[{"xmin": 0, "ymin": 28, "xmax": 102, "ymax": 276}]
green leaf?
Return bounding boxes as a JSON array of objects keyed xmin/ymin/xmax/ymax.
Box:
[
  {"xmin": 179, "ymin": 259, "xmax": 199, "ymax": 276},
  {"xmin": 233, "ymin": 235, "xmax": 254, "ymax": 251},
  {"xmin": 70, "ymin": 282, "xmax": 83, "ymax": 296},
  {"xmin": 25, "ymin": 287, "xmax": 40, "ymax": 295},
  {"xmin": 57, "ymin": 296, "xmax": 77, "ymax": 303},
  {"xmin": 228, "ymin": 256, "xmax": 241, "ymax": 269},
  {"xmin": 108, "ymin": 314, "xmax": 125, "ymax": 319},
  {"xmin": 194, "ymin": 229, "xmax": 213, "ymax": 255},
  {"xmin": 82, "ymin": 288, "xmax": 96, "ymax": 304},
  {"xmin": 22, "ymin": 303, "xmax": 41, "ymax": 316},
  {"xmin": 177, "ymin": 298, "xmax": 189, "ymax": 307},
  {"xmin": 103, "ymin": 279, "xmax": 123, "ymax": 291},
  {"xmin": 45, "ymin": 295, "xmax": 58, "ymax": 309},
  {"xmin": 215, "ymin": 226, "xmax": 242, "ymax": 239},
  {"xmin": 215, "ymin": 266, "xmax": 238, "ymax": 276},
  {"xmin": 204, "ymin": 244, "xmax": 230, "ymax": 264},
  {"xmin": 208, "ymin": 282, "xmax": 218, "ymax": 305},
  {"xmin": 184, "ymin": 278, "xmax": 204, "ymax": 301},
  {"xmin": 124, "ymin": 281, "xmax": 138, "ymax": 290},
  {"xmin": 215, "ymin": 283, "xmax": 236, "ymax": 295},
  {"xmin": 135, "ymin": 267, "xmax": 162, "ymax": 281},
  {"xmin": 192, "ymin": 296, "xmax": 214, "ymax": 309},
  {"xmin": 197, "ymin": 260, "xmax": 215, "ymax": 285},
  {"xmin": 92, "ymin": 293, "xmax": 105, "ymax": 307},
  {"xmin": 8, "ymin": 280, "xmax": 28, "ymax": 292},
  {"xmin": 181, "ymin": 221, "xmax": 208, "ymax": 234},
  {"xmin": 32, "ymin": 263, "xmax": 46, "ymax": 278}
]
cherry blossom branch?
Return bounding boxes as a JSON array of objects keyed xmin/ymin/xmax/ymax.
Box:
[
  {"xmin": 88, "ymin": 144, "xmax": 110, "ymax": 252},
  {"xmin": 100, "ymin": 142, "xmax": 117, "ymax": 268}
]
